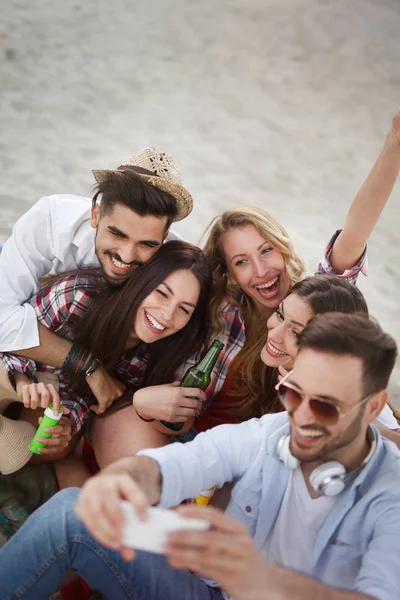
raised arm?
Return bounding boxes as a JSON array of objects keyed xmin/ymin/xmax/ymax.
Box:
[{"xmin": 329, "ymin": 111, "xmax": 400, "ymax": 273}]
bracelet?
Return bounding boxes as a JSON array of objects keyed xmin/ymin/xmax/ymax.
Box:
[
  {"xmin": 62, "ymin": 343, "xmax": 98, "ymax": 377},
  {"xmin": 84, "ymin": 357, "xmax": 100, "ymax": 378},
  {"xmin": 62, "ymin": 343, "xmax": 83, "ymax": 373},
  {"xmin": 134, "ymin": 408, "xmax": 155, "ymax": 423}
]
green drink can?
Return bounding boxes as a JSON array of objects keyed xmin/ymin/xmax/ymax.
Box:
[{"xmin": 29, "ymin": 404, "xmax": 64, "ymax": 455}]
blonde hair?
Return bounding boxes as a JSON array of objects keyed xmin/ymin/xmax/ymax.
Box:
[
  {"xmin": 203, "ymin": 206, "xmax": 306, "ymax": 420},
  {"xmin": 204, "ymin": 206, "xmax": 305, "ymax": 333}
]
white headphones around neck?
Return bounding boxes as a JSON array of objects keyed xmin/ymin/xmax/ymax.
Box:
[{"xmin": 277, "ymin": 434, "xmax": 376, "ymax": 497}]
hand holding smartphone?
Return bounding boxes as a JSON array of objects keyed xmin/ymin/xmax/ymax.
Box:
[{"xmin": 121, "ymin": 502, "xmax": 209, "ymax": 555}]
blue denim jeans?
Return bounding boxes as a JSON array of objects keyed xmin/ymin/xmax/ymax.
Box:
[{"xmin": 0, "ymin": 488, "xmax": 224, "ymax": 600}]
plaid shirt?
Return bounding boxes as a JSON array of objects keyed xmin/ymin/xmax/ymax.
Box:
[
  {"xmin": 316, "ymin": 229, "xmax": 368, "ymax": 282},
  {"xmin": 176, "ymin": 229, "xmax": 368, "ymax": 410},
  {"xmin": 1, "ymin": 273, "xmax": 149, "ymax": 435},
  {"xmin": 2, "ymin": 230, "xmax": 368, "ymax": 427}
]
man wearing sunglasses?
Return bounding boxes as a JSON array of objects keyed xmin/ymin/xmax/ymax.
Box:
[{"xmin": 1, "ymin": 312, "xmax": 400, "ymax": 600}]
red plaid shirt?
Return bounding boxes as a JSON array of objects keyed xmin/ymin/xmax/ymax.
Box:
[{"xmin": 1, "ymin": 273, "xmax": 149, "ymax": 435}]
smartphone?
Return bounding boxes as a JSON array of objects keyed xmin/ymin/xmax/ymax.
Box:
[{"xmin": 120, "ymin": 502, "xmax": 209, "ymax": 554}]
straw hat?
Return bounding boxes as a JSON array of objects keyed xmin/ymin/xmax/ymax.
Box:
[
  {"xmin": 0, "ymin": 360, "xmax": 34, "ymax": 475},
  {"xmin": 0, "ymin": 416, "xmax": 36, "ymax": 475},
  {"xmin": 92, "ymin": 147, "xmax": 193, "ymax": 222},
  {"xmin": 0, "ymin": 361, "xmax": 59, "ymax": 475}
]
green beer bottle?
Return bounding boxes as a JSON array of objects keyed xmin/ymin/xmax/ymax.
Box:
[{"xmin": 161, "ymin": 339, "xmax": 224, "ymax": 432}]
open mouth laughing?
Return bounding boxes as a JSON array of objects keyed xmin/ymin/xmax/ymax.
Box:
[
  {"xmin": 255, "ymin": 275, "xmax": 280, "ymax": 300},
  {"xmin": 109, "ymin": 254, "xmax": 134, "ymax": 275},
  {"xmin": 264, "ymin": 338, "xmax": 289, "ymax": 359},
  {"xmin": 294, "ymin": 425, "xmax": 326, "ymax": 447},
  {"xmin": 144, "ymin": 310, "xmax": 167, "ymax": 334}
]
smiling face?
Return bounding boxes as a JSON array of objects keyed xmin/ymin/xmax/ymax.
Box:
[
  {"xmin": 91, "ymin": 203, "xmax": 168, "ymax": 283},
  {"xmin": 286, "ymin": 348, "xmax": 371, "ymax": 468},
  {"xmin": 261, "ymin": 293, "xmax": 314, "ymax": 368},
  {"xmin": 128, "ymin": 269, "xmax": 201, "ymax": 347},
  {"xmin": 221, "ymin": 225, "xmax": 291, "ymax": 311}
]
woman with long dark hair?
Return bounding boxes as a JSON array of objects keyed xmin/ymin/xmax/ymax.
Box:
[{"xmin": 0, "ymin": 241, "xmax": 212, "ymax": 478}]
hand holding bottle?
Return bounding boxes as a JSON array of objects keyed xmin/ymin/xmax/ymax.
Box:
[
  {"xmin": 16, "ymin": 378, "xmax": 62, "ymax": 414},
  {"xmin": 133, "ymin": 382, "xmax": 206, "ymax": 423},
  {"xmin": 29, "ymin": 404, "xmax": 66, "ymax": 454},
  {"xmin": 33, "ymin": 415, "xmax": 72, "ymax": 456},
  {"xmin": 161, "ymin": 340, "xmax": 224, "ymax": 432}
]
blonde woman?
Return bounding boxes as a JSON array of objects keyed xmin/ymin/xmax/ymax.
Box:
[{"xmin": 190, "ymin": 110, "xmax": 400, "ymax": 431}]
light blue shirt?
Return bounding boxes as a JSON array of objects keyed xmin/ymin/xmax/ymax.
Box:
[{"xmin": 139, "ymin": 413, "xmax": 400, "ymax": 600}]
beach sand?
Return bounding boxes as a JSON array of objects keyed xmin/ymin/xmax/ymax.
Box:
[{"xmin": 1, "ymin": 0, "xmax": 399, "ymax": 403}]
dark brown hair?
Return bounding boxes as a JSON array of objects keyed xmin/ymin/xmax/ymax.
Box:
[
  {"xmin": 92, "ymin": 167, "xmax": 178, "ymax": 229},
  {"xmin": 289, "ymin": 275, "xmax": 369, "ymax": 316},
  {"xmin": 298, "ymin": 312, "xmax": 397, "ymax": 396},
  {"xmin": 75, "ymin": 240, "xmax": 211, "ymax": 385}
]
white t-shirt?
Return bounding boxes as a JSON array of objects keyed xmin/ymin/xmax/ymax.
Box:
[
  {"xmin": 261, "ymin": 467, "xmax": 336, "ymax": 571},
  {"xmin": 375, "ymin": 403, "xmax": 399, "ymax": 430}
]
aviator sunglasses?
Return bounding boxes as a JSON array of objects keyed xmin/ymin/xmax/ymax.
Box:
[{"xmin": 275, "ymin": 370, "xmax": 374, "ymax": 426}]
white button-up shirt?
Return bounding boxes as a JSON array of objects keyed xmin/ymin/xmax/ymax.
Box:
[{"xmin": 0, "ymin": 195, "xmax": 97, "ymax": 351}]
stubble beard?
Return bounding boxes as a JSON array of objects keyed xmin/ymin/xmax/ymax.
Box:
[
  {"xmin": 94, "ymin": 230, "xmax": 129, "ymax": 287},
  {"xmin": 291, "ymin": 407, "xmax": 365, "ymax": 465}
]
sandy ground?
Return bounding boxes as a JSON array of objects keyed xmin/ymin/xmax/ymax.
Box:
[{"xmin": 1, "ymin": 0, "xmax": 400, "ymax": 402}]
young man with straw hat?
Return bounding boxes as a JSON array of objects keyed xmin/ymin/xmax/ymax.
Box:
[{"xmin": 0, "ymin": 148, "xmax": 193, "ymax": 417}]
